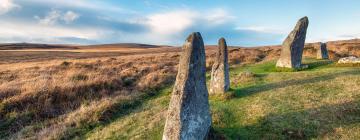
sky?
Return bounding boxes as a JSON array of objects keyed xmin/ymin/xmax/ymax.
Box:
[{"xmin": 0, "ymin": 0, "xmax": 360, "ymax": 47}]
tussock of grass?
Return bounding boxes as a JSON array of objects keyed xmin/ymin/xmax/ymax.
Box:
[
  {"xmin": 60, "ymin": 61, "xmax": 72, "ymax": 67},
  {"xmin": 71, "ymin": 74, "xmax": 88, "ymax": 81}
]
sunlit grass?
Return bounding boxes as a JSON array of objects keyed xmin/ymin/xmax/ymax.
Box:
[{"xmin": 83, "ymin": 58, "xmax": 360, "ymax": 139}]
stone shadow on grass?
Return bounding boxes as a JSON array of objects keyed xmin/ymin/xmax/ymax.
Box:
[
  {"xmin": 60, "ymin": 86, "xmax": 170, "ymax": 140},
  {"xmin": 304, "ymin": 60, "xmax": 333, "ymax": 70},
  {"xmin": 233, "ymin": 70, "xmax": 360, "ymax": 98},
  {"xmin": 212, "ymin": 100, "xmax": 360, "ymax": 139}
]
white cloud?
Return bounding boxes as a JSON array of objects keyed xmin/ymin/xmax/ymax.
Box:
[
  {"xmin": 36, "ymin": 9, "xmax": 62, "ymax": 25},
  {"xmin": 0, "ymin": 0, "xmax": 20, "ymax": 15},
  {"xmin": 144, "ymin": 8, "xmax": 236, "ymax": 43},
  {"xmin": 146, "ymin": 10, "xmax": 197, "ymax": 35},
  {"xmin": 26, "ymin": 0, "xmax": 132, "ymax": 14},
  {"xmin": 306, "ymin": 33, "xmax": 360, "ymax": 43},
  {"xmin": 204, "ymin": 8, "xmax": 235, "ymax": 25},
  {"xmin": 0, "ymin": 20, "xmax": 101, "ymax": 43},
  {"xmin": 145, "ymin": 8, "xmax": 236, "ymax": 36},
  {"xmin": 235, "ymin": 26, "xmax": 287, "ymax": 34},
  {"xmin": 63, "ymin": 11, "xmax": 80, "ymax": 24},
  {"xmin": 36, "ymin": 9, "xmax": 80, "ymax": 25}
]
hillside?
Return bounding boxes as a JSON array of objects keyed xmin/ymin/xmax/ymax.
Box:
[
  {"xmin": 0, "ymin": 43, "xmax": 179, "ymax": 64},
  {"xmin": 0, "ymin": 43, "xmax": 78, "ymax": 50},
  {"xmin": 0, "ymin": 43, "xmax": 168, "ymax": 50},
  {"xmin": 1, "ymin": 39, "xmax": 360, "ymax": 64},
  {"xmin": 1, "ymin": 39, "xmax": 360, "ymax": 139},
  {"xmin": 82, "ymin": 43, "xmax": 171, "ymax": 49}
]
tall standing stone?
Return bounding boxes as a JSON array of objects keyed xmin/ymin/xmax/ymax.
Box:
[
  {"xmin": 162, "ymin": 32, "xmax": 211, "ymax": 140},
  {"xmin": 317, "ymin": 42, "xmax": 329, "ymax": 59},
  {"xmin": 276, "ymin": 16, "xmax": 309, "ymax": 69},
  {"xmin": 209, "ymin": 37, "xmax": 230, "ymax": 94}
]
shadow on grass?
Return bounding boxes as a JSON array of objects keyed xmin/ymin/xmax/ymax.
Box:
[
  {"xmin": 213, "ymin": 100, "xmax": 360, "ymax": 139},
  {"xmin": 0, "ymin": 79, "xmax": 125, "ymax": 138},
  {"xmin": 61, "ymin": 86, "xmax": 171, "ymax": 140},
  {"xmin": 304, "ymin": 60, "xmax": 334, "ymax": 70},
  {"xmin": 275, "ymin": 60, "xmax": 334, "ymax": 72},
  {"xmin": 233, "ymin": 70, "xmax": 360, "ymax": 98}
]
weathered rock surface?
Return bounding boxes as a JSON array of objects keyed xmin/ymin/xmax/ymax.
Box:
[
  {"xmin": 162, "ymin": 32, "xmax": 211, "ymax": 140},
  {"xmin": 317, "ymin": 43, "xmax": 329, "ymax": 59},
  {"xmin": 276, "ymin": 16, "xmax": 309, "ymax": 69},
  {"xmin": 338, "ymin": 56, "xmax": 360, "ymax": 64},
  {"xmin": 209, "ymin": 37, "xmax": 230, "ymax": 94}
]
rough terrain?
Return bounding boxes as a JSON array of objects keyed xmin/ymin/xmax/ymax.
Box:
[{"xmin": 1, "ymin": 39, "xmax": 360, "ymax": 139}]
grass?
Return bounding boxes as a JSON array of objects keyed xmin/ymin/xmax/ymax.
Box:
[
  {"xmin": 59, "ymin": 87, "xmax": 171, "ymax": 140},
  {"xmin": 80, "ymin": 58, "xmax": 360, "ymax": 140},
  {"xmin": 83, "ymin": 87, "xmax": 172, "ymax": 140},
  {"xmin": 0, "ymin": 53, "xmax": 178, "ymax": 139},
  {"xmin": 1, "ymin": 46, "xmax": 360, "ymax": 140}
]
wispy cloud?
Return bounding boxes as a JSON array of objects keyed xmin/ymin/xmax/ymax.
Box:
[
  {"xmin": 235, "ymin": 26, "xmax": 287, "ymax": 34},
  {"xmin": 141, "ymin": 8, "xmax": 242, "ymax": 44},
  {"xmin": 35, "ymin": 9, "xmax": 80, "ymax": 25},
  {"xmin": 63, "ymin": 11, "xmax": 80, "ymax": 24},
  {"xmin": 204, "ymin": 8, "xmax": 236, "ymax": 25},
  {"xmin": 143, "ymin": 0, "xmax": 170, "ymax": 9},
  {"xmin": 24, "ymin": 0, "xmax": 133, "ymax": 13},
  {"xmin": 0, "ymin": 0, "xmax": 20, "ymax": 15},
  {"xmin": 136, "ymin": 8, "xmax": 284, "ymax": 46},
  {"xmin": 0, "ymin": 20, "xmax": 101, "ymax": 44},
  {"xmin": 307, "ymin": 33, "xmax": 360, "ymax": 43}
]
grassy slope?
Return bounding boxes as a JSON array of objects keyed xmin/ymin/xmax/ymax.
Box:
[{"xmin": 82, "ymin": 58, "xmax": 360, "ymax": 140}]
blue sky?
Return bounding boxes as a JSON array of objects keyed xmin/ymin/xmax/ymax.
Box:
[{"xmin": 1, "ymin": 0, "xmax": 360, "ymax": 46}]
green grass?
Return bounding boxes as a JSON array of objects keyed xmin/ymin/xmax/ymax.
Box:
[
  {"xmin": 83, "ymin": 58, "xmax": 360, "ymax": 140},
  {"xmin": 230, "ymin": 60, "xmax": 278, "ymax": 74}
]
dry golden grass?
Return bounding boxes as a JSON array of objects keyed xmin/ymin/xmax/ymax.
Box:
[{"xmin": 0, "ymin": 51, "xmax": 179, "ymax": 139}]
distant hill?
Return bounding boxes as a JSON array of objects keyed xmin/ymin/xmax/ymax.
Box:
[
  {"xmin": 82, "ymin": 43, "xmax": 171, "ymax": 49},
  {"xmin": 0, "ymin": 43, "xmax": 172, "ymax": 50},
  {"xmin": 0, "ymin": 43, "xmax": 78, "ymax": 50}
]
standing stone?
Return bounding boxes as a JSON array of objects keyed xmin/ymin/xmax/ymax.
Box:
[
  {"xmin": 276, "ymin": 16, "xmax": 309, "ymax": 69},
  {"xmin": 317, "ymin": 43, "xmax": 329, "ymax": 59},
  {"xmin": 163, "ymin": 32, "xmax": 211, "ymax": 140},
  {"xmin": 209, "ymin": 37, "xmax": 230, "ymax": 94}
]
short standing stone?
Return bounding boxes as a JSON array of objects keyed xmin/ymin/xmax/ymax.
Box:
[
  {"xmin": 276, "ymin": 16, "xmax": 309, "ymax": 69},
  {"xmin": 162, "ymin": 32, "xmax": 211, "ymax": 140},
  {"xmin": 209, "ymin": 37, "xmax": 230, "ymax": 94},
  {"xmin": 317, "ymin": 43, "xmax": 329, "ymax": 59}
]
